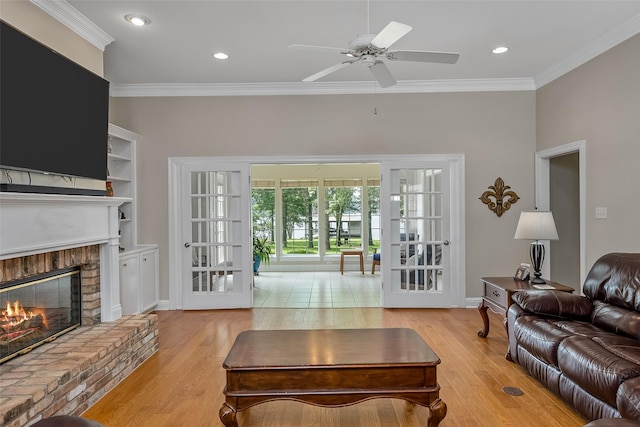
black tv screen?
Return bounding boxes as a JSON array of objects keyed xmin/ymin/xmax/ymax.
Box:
[{"xmin": 0, "ymin": 20, "xmax": 109, "ymax": 182}]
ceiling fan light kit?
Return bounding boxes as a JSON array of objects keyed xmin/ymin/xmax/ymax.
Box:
[{"xmin": 290, "ymin": 21, "xmax": 460, "ymax": 88}]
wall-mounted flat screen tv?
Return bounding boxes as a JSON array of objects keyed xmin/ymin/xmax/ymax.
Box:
[{"xmin": 0, "ymin": 20, "xmax": 109, "ymax": 183}]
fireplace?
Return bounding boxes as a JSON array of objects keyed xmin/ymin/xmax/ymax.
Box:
[
  {"xmin": 0, "ymin": 193, "xmax": 159, "ymax": 426},
  {"xmin": 1, "ymin": 267, "xmax": 82, "ymax": 364}
]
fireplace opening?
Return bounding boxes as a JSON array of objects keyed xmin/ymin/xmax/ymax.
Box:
[{"xmin": 1, "ymin": 267, "xmax": 81, "ymax": 364}]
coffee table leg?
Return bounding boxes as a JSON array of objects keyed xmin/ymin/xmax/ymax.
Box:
[
  {"xmin": 219, "ymin": 402, "xmax": 238, "ymax": 427},
  {"xmin": 427, "ymin": 398, "xmax": 447, "ymax": 427}
]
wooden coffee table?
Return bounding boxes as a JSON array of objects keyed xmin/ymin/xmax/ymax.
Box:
[{"xmin": 220, "ymin": 328, "xmax": 446, "ymax": 426}]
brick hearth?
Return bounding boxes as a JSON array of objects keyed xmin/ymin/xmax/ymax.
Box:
[
  {"xmin": 0, "ymin": 314, "xmax": 158, "ymax": 426},
  {"xmin": 0, "ymin": 246, "xmax": 158, "ymax": 426}
]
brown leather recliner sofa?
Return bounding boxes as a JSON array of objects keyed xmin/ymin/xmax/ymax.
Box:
[{"xmin": 507, "ymin": 252, "xmax": 640, "ymax": 422}]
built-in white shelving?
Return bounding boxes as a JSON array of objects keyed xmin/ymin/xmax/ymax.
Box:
[
  {"xmin": 107, "ymin": 123, "xmax": 159, "ymax": 314},
  {"xmin": 107, "ymin": 123, "xmax": 136, "ymax": 251}
]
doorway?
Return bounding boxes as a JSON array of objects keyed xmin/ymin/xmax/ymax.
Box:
[
  {"xmin": 168, "ymin": 154, "xmax": 465, "ymax": 310},
  {"xmin": 535, "ymin": 141, "xmax": 586, "ymax": 291}
]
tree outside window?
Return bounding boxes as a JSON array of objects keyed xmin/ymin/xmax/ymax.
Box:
[
  {"xmin": 325, "ymin": 186, "xmax": 361, "ymax": 250},
  {"xmin": 282, "ymin": 187, "xmax": 318, "ymax": 254}
]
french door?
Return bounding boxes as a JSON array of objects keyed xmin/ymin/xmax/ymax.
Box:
[
  {"xmin": 169, "ymin": 155, "xmax": 463, "ymax": 310},
  {"xmin": 380, "ymin": 160, "xmax": 456, "ymax": 307},
  {"xmin": 180, "ymin": 162, "xmax": 252, "ymax": 309}
]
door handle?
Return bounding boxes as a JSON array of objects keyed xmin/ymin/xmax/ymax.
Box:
[
  {"xmin": 184, "ymin": 242, "xmax": 191, "ymax": 248},
  {"xmin": 443, "ymin": 240, "xmax": 450, "ymax": 246}
]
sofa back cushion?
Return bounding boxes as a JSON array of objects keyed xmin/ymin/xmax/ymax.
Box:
[
  {"xmin": 592, "ymin": 301, "xmax": 640, "ymax": 340},
  {"xmin": 513, "ymin": 290, "xmax": 592, "ymax": 318},
  {"xmin": 583, "ymin": 253, "xmax": 640, "ymax": 312}
]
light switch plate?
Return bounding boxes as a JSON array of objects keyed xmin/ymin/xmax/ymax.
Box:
[{"xmin": 595, "ymin": 207, "xmax": 607, "ymax": 219}]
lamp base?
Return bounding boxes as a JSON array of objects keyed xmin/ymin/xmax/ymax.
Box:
[
  {"xmin": 530, "ymin": 276, "xmax": 547, "ymax": 284},
  {"xmin": 529, "ymin": 241, "xmax": 547, "ymax": 285}
]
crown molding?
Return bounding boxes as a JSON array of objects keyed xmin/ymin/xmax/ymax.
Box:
[
  {"xmin": 30, "ymin": 0, "xmax": 114, "ymax": 51},
  {"xmin": 534, "ymin": 13, "xmax": 640, "ymax": 88},
  {"xmin": 110, "ymin": 78, "xmax": 536, "ymax": 97}
]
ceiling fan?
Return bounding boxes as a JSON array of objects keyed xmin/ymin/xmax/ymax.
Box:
[{"xmin": 289, "ymin": 21, "xmax": 460, "ymax": 88}]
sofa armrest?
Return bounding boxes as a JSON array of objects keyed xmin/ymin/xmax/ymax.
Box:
[
  {"xmin": 506, "ymin": 303, "xmax": 529, "ymax": 363},
  {"xmin": 512, "ymin": 290, "xmax": 592, "ymax": 319}
]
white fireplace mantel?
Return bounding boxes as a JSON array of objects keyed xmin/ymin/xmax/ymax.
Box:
[{"xmin": 0, "ymin": 192, "xmax": 130, "ymax": 321}]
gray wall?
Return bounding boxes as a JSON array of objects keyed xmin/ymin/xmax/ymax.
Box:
[
  {"xmin": 110, "ymin": 92, "xmax": 537, "ymax": 301},
  {"xmin": 14, "ymin": 1, "xmax": 637, "ymax": 304},
  {"xmin": 537, "ymin": 33, "xmax": 640, "ymax": 271}
]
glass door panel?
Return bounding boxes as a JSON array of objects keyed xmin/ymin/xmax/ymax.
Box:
[
  {"xmin": 182, "ymin": 163, "xmax": 251, "ymax": 309},
  {"xmin": 381, "ymin": 161, "xmax": 451, "ymax": 307}
]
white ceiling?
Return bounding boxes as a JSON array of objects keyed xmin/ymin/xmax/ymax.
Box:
[{"xmin": 47, "ymin": 1, "xmax": 640, "ymax": 96}]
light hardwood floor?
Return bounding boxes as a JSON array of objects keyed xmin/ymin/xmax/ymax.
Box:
[{"xmin": 83, "ymin": 307, "xmax": 587, "ymax": 427}]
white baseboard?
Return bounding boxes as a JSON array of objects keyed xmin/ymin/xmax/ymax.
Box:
[
  {"xmin": 155, "ymin": 298, "xmax": 481, "ymax": 311},
  {"xmin": 154, "ymin": 300, "xmax": 171, "ymax": 311},
  {"xmin": 465, "ymin": 297, "xmax": 482, "ymax": 309}
]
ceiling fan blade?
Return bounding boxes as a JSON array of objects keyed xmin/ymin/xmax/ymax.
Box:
[
  {"xmin": 288, "ymin": 44, "xmax": 346, "ymax": 53},
  {"xmin": 302, "ymin": 61, "xmax": 354, "ymax": 82},
  {"xmin": 368, "ymin": 61, "xmax": 396, "ymax": 88},
  {"xmin": 370, "ymin": 21, "xmax": 412, "ymax": 50},
  {"xmin": 387, "ymin": 50, "xmax": 460, "ymax": 64}
]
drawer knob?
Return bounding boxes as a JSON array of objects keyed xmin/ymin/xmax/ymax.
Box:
[{"xmin": 492, "ymin": 290, "xmax": 500, "ymax": 297}]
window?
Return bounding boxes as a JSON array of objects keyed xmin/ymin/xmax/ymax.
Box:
[
  {"xmin": 367, "ymin": 183, "xmax": 380, "ymax": 252},
  {"xmin": 281, "ymin": 186, "xmax": 318, "ymax": 255},
  {"xmin": 251, "ymin": 163, "xmax": 380, "ymax": 262},
  {"xmin": 325, "ymin": 182, "xmax": 362, "ymax": 253}
]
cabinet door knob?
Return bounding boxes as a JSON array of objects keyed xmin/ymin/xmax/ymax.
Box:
[
  {"xmin": 143, "ymin": 257, "xmax": 147, "ymax": 261},
  {"xmin": 184, "ymin": 242, "xmax": 191, "ymax": 248}
]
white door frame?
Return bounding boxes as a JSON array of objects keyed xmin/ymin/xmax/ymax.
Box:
[
  {"xmin": 535, "ymin": 140, "xmax": 586, "ymax": 287},
  {"xmin": 169, "ymin": 154, "xmax": 466, "ymax": 310}
]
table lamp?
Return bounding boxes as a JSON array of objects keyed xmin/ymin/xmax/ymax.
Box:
[{"xmin": 514, "ymin": 211, "xmax": 559, "ymax": 284}]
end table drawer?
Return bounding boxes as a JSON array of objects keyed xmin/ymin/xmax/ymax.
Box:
[{"xmin": 484, "ymin": 282, "xmax": 507, "ymax": 307}]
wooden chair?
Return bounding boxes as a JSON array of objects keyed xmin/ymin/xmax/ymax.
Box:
[{"xmin": 371, "ymin": 248, "xmax": 381, "ymax": 274}]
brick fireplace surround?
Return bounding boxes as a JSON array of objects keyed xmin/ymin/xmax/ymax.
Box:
[{"xmin": 0, "ymin": 193, "xmax": 159, "ymax": 426}]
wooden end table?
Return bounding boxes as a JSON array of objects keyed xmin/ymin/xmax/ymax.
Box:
[
  {"xmin": 339, "ymin": 249, "xmax": 364, "ymax": 274},
  {"xmin": 477, "ymin": 277, "xmax": 574, "ymax": 360},
  {"xmin": 220, "ymin": 328, "xmax": 446, "ymax": 426}
]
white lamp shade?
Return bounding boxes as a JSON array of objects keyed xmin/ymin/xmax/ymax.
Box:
[{"xmin": 514, "ymin": 211, "xmax": 559, "ymax": 240}]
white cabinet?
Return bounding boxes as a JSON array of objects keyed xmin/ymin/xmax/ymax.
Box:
[
  {"xmin": 119, "ymin": 245, "xmax": 159, "ymax": 315},
  {"xmin": 119, "ymin": 252, "xmax": 140, "ymax": 315},
  {"xmin": 139, "ymin": 247, "xmax": 159, "ymax": 313}
]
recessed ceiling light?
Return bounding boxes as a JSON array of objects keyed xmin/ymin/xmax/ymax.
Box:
[
  {"xmin": 213, "ymin": 52, "xmax": 229, "ymax": 60},
  {"xmin": 492, "ymin": 46, "xmax": 509, "ymax": 54},
  {"xmin": 124, "ymin": 14, "xmax": 151, "ymax": 26}
]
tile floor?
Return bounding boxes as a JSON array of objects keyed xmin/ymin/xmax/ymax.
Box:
[{"xmin": 253, "ymin": 271, "xmax": 381, "ymax": 308}]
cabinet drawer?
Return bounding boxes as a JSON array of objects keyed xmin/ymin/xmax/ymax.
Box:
[{"xmin": 484, "ymin": 282, "xmax": 507, "ymax": 307}]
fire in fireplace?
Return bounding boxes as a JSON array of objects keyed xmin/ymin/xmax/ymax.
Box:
[{"xmin": 0, "ymin": 267, "xmax": 81, "ymax": 364}]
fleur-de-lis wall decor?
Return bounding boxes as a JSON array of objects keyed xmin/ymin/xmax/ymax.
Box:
[{"xmin": 479, "ymin": 177, "xmax": 520, "ymax": 217}]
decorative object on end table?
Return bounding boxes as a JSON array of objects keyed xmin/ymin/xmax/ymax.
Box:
[
  {"xmin": 479, "ymin": 177, "xmax": 520, "ymax": 217},
  {"xmin": 252, "ymin": 237, "xmax": 273, "ymax": 275},
  {"xmin": 514, "ymin": 264, "xmax": 530, "ymax": 281},
  {"xmin": 514, "ymin": 210, "xmax": 559, "ymax": 284}
]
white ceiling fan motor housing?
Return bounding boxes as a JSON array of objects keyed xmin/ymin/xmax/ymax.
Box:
[{"xmin": 348, "ymin": 35, "xmax": 383, "ymax": 57}]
